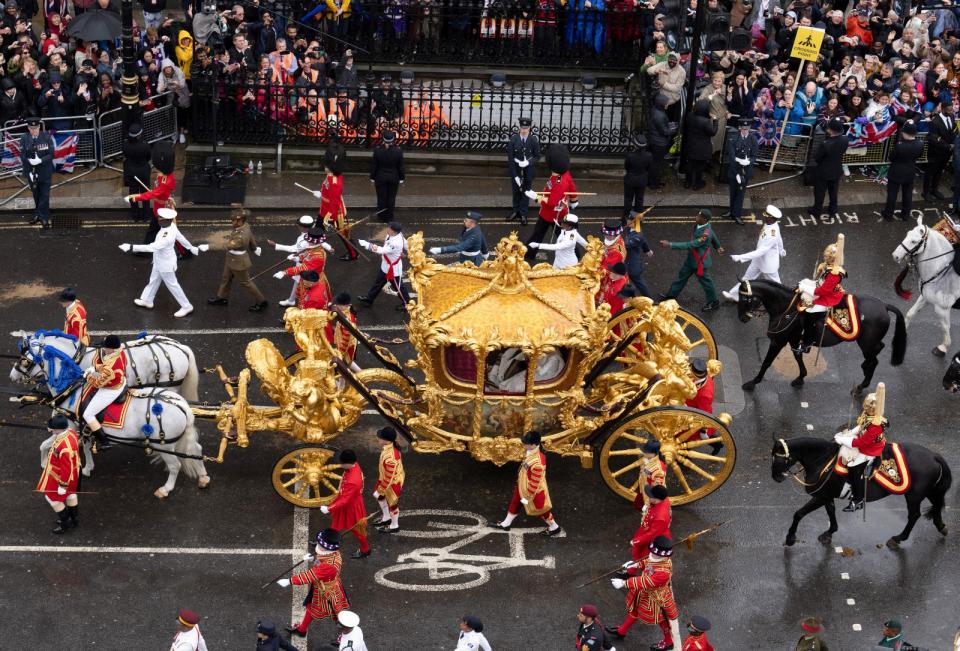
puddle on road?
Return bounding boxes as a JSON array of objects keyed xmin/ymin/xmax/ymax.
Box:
[
  {"xmin": 199, "ymin": 228, "xmax": 233, "ymax": 251},
  {"xmin": 0, "ymin": 281, "xmax": 61, "ymax": 304},
  {"xmin": 770, "ymin": 346, "xmax": 829, "ymax": 379}
]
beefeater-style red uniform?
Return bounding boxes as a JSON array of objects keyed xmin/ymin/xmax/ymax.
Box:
[
  {"xmin": 324, "ymin": 309, "xmax": 358, "ymax": 365},
  {"xmin": 508, "ymin": 448, "xmax": 554, "ymax": 521},
  {"xmin": 290, "ymin": 551, "xmax": 349, "ymax": 634},
  {"xmin": 811, "ymin": 264, "xmax": 846, "ymax": 308},
  {"xmin": 329, "ymin": 463, "xmax": 370, "ymax": 553},
  {"xmin": 616, "ymin": 556, "xmax": 680, "ymax": 642},
  {"xmin": 64, "ymin": 300, "xmax": 89, "ymax": 346},
  {"xmin": 539, "ymin": 171, "xmax": 577, "ymax": 223},
  {"xmin": 630, "ymin": 498, "xmax": 672, "ymax": 563},
  {"xmin": 36, "ymin": 427, "xmax": 80, "ymax": 501},
  {"xmin": 682, "ymin": 633, "xmax": 715, "ymax": 651},
  {"xmin": 374, "ymin": 444, "xmax": 404, "ymax": 510},
  {"xmin": 602, "ymin": 236, "xmax": 626, "ymax": 269},
  {"xmin": 132, "ymin": 172, "xmax": 175, "ymax": 219}
]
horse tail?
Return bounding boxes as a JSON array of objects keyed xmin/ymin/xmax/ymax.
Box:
[
  {"xmin": 923, "ymin": 454, "xmax": 953, "ymax": 520},
  {"xmin": 885, "ymin": 303, "xmax": 907, "ymax": 366},
  {"xmin": 174, "ymin": 417, "xmax": 206, "ymax": 480},
  {"xmin": 180, "ymin": 348, "xmax": 200, "ymax": 402}
]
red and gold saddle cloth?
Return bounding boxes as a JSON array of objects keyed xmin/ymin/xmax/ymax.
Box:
[
  {"xmin": 77, "ymin": 385, "xmax": 134, "ymax": 429},
  {"xmin": 825, "ymin": 294, "xmax": 860, "ymax": 341},
  {"xmin": 834, "ymin": 443, "xmax": 911, "ymax": 494},
  {"xmin": 933, "ymin": 218, "xmax": 960, "ymax": 245}
]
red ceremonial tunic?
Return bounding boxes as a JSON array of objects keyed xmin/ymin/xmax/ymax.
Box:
[
  {"xmin": 685, "ymin": 375, "xmax": 716, "ymax": 437},
  {"xmin": 374, "ymin": 445, "xmax": 404, "ymax": 507},
  {"xmin": 517, "ymin": 448, "xmax": 553, "ymax": 516},
  {"xmin": 812, "ymin": 266, "xmax": 846, "ymax": 308},
  {"xmin": 602, "ymin": 237, "xmax": 626, "ymax": 269},
  {"xmin": 633, "ymin": 457, "xmax": 667, "ymax": 511},
  {"xmin": 36, "ymin": 428, "xmax": 80, "ymax": 501},
  {"xmin": 625, "ymin": 557, "xmax": 679, "ymax": 624},
  {"xmin": 291, "ymin": 551, "xmax": 349, "ymax": 619},
  {"xmin": 681, "ymin": 634, "xmax": 716, "ymax": 651},
  {"xmin": 133, "ymin": 172, "xmax": 175, "ymax": 218},
  {"xmin": 539, "ymin": 172, "xmax": 577, "ymax": 223},
  {"xmin": 319, "ymin": 174, "xmax": 347, "ymax": 229},
  {"xmin": 286, "ymin": 247, "xmax": 328, "ymax": 277},
  {"xmin": 87, "ymin": 349, "xmax": 127, "ymax": 389},
  {"xmin": 631, "ymin": 498, "xmax": 672, "ymax": 561},
  {"xmin": 852, "ymin": 421, "xmax": 886, "ymax": 457},
  {"xmin": 298, "ymin": 281, "xmax": 333, "ymax": 310},
  {"xmin": 596, "ymin": 274, "xmax": 627, "ymax": 312},
  {"xmin": 324, "ymin": 310, "xmax": 358, "ymax": 364},
  {"xmin": 329, "ymin": 463, "xmax": 367, "ymax": 531},
  {"xmin": 64, "ymin": 300, "xmax": 89, "ymax": 346}
]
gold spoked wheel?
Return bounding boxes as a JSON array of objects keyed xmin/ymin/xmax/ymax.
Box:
[
  {"xmin": 350, "ymin": 368, "xmax": 418, "ymax": 420},
  {"xmin": 284, "ymin": 351, "xmax": 305, "ymax": 372},
  {"xmin": 272, "ymin": 446, "xmax": 342, "ymax": 508},
  {"xmin": 598, "ymin": 405, "xmax": 735, "ymax": 506},
  {"xmin": 606, "ymin": 307, "xmax": 718, "ymax": 367}
]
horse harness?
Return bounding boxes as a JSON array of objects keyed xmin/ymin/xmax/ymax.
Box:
[
  {"xmin": 775, "ymin": 439, "xmax": 837, "ymax": 495},
  {"xmin": 897, "ymin": 225, "xmax": 956, "ymax": 293},
  {"xmin": 120, "ymin": 336, "xmax": 190, "ymax": 388}
]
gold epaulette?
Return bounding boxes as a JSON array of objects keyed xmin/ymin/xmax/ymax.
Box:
[{"xmin": 870, "ymin": 416, "xmax": 887, "ymax": 427}]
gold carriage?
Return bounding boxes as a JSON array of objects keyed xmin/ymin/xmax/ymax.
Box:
[{"xmin": 194, "ymin": 233, "xmax": 736, "ymax": 508}]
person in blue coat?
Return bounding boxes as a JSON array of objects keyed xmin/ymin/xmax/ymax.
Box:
[
  {"xmin": 428, "ymin": 211, "xmax": 488, "ymax": 265},
  {"xmin": 624, "ymin": 223, "xmax": 653, "ymax": 298},
  {"xmin": 566, "ymin": 0, "xmax": 605, "ymax": 54}
]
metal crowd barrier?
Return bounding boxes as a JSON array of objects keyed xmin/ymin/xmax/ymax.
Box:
[{"xmin": 100, "ymin": 91, "xmax": 178, "ymax": 168}]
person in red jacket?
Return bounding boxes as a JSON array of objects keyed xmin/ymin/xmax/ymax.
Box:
[
  {"xmin": 681, "ymin": 615, "xmax": 715, "ymax": 651},
  {"xmin": 797, "ymin": 234, "xmax": 846, "ymax": 353},
  {"xmin": 686, "ymin": 358, "xmax": 724, "ymax": 455},
  {"xmin": 524, "ymin": 144, "xmax": 577, "ymax": 264},
  {"xmin": 296, "ymin": 270, "xmax": 331, "ymax": 310},
  {"xmin": 624, "ymin": 484, "xmax": 671, "ymax": 575},
  {"xmin": 596, "ymin": 261, "xmax": 628, "ymax": 311},
  {"xmin": 58, "ymin": 287, "xmax": 89, "ymax": 346},
  {"xmin": 315, "ymin": 143, "xmax": 359, "ymax": 261},
  {"xmin": 496, "ymin": 430, "xmax": 563, "ymax": 537},
  {"xmin": 321, "ymin": 449, "xmax": 370, "ymax": 558},
  {"xmin": 276, "ymin": 527, "xmax": 350, "ymax": 638},
  {"xmin": 324, "ymin": 292, "xmax": 360, "ymax": 371},
  {"xmin": 607, "ymin": 536, "xmax": 681, "ymax": 648},
  {"xmin": 835, "ymin": 382, "xmax": 887, "ymax": 511},
  {"xmin": 37, "ymin": 414, "xmax": 80, "ymax": 534},
  {"xmin": 126, "ymin": 141, "xmax": 175, "ymax": 244},
  {"xmin": 373, "ymin": 426, "xmax": 404, "ymax": 533},
  {"xmin": 277, "ymin": 229, "xmax": 334, "ymax": 308}
]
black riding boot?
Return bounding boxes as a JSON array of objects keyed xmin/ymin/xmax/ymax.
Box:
[
  {"xmin": 90, "ymin": 427, "xmax": 112, "ymax": 451},
  {"xmin": 795, "ymin": 312, "xmax": 825, "ymax": 354},
  {"xmin": 844, "ymin": 463, "xmax": 868, "ymax": 512},
  {"xmin": 52, "ymin": 509, "xmax": 73, "ymax": 534},
  {"xmin": 67, "ymin": 505, "xmax": 79, "ymax": 528}
]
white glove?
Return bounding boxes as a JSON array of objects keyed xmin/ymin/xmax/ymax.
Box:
[
  {"xmin": 622, "ymin": 560, "xmax": 635, "ymax": 568},
  {"xmin": 520, "ymin": 497, "xmax": 529, "ymax": 505},
  {"xmin": 731, "ymin": 254, "xmax": 744, "ymax": 263},
  {"xmin": 372, "ymin": 490, "xmax": 381, "ymax": 499},
  {"xmin": 287, "ymin": 254, "xmax": 297, "ymax": 260},
  {"xmin": 29, "ymin": 155, "xmax": 41, "ymax": 165},
  {"xmin": 198, "ymin": 244, "xmax": 210, "ymax": 252},
  {"xmin": 57, "ymin": 485, "xmax": 66, "ymax": 495},
  {"xmin": 273, "ymin": 271, "xmax": 286, "ymax": 280},
  {"xmin": 119, "ymin": 243, "xmax": 132, "ymax": 253},
  {"xmin": 83, "ymin": 367, "xmax": 96, "ymax": 377},
  {"xmin": 514, "ymin": 176, "xmax": 521, "ymax": 186},
  {"xmin": 312, "ymin": 190, "xmax": 322, "ymax": 199},
  {"xmin": 399, "ymin": 179, "xmax": 404, "ymax": 184},
  {"xmin": 123, "ymin": 196, "xmax": 132, "ymax": 205},
  {"xmin": 320, "ymin": 505, "xmax": 329, "ymax": 514},
  {"xmin": 428, "ymin": 247, "xmax": 441, "ymax": 255},
  {"xmin": 358, "ymin": 239, "xmax": 370, "ymax": 249},
  {"xmin": 528, "ymin": 242, "xmax": 539, "ymax": 249},
  {"xmin": 611, "ymin": 578, "xmax": 626, "ymax": 589},
  {"xmin": 302, "ymin": 554, "xmax": 314, "ymax": 562},
  {"xmin": 518, "ymin": 159, "xmax": 530, "ymax": 168},
  {"xmin": 276, "ymin": 578, "xmax": 291, "ymax": 588},
  {"xmin": 321, "ymin": 242, "xmax": 334, "ymax": 252},
  {"xmin": 254, "ymin": 247, "xmax": 262, "ymax": 257},
  {"xmin": 524, "ymin": 189, "xmax": 539, "ymax": 201},
  {"xmin": 190, "ymin": 247, "xmax": 200, "ymax": 256},
  {"xmin": 798, "ymin": 278, "xmax": 816, "ymax": 296}
]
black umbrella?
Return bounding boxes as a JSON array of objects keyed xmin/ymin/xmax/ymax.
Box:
[{"xmin": 65, "ymin": 9, "xmax": 121, "ymax": 42}]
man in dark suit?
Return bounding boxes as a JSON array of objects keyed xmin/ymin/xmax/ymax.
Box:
[
  {"xmin": 723, "ymin": 118, "xmax": 759, "ymax": 226},
  {"xmin": 370, "ymin": 129, "xmax": 404, "ymax": 222},
  {"xmin": 882, "ymin": 120, "xmax": 924, "ymax": 221},
  {"xmin": 811, "ymin": 118, "xmax": 849, "ymax": 218},
  {"xmin": 506, "ymin": 117, "xmax": 540, "ymax": 225},
  {"xmin": 623, "ymin": 134, "xmax": 651, "ymax": 222},
  {"xmin": 923, "ymin": 100, "xmax": 955, "ymax": 201},
  {"xmin": 20, "ymin": 115, "xmax": 55, "ymax": 229}
]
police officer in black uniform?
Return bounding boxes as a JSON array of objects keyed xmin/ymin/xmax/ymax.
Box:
[
  {"xmin": 723, "ymin": 117, "xmax": 758, "ymax": 226},
  {"xmin": 811, "ymin": 117, "xmax": 849, "ymax": 218},
  {"xmin": 882, "ymin": 119, "xmax": 924, "ymax": 221},
  {"xmin": 622, "ymin": 134, "xmax": 651, "ymax": 222},
  {"xmin": 122, "ymin": 123, "xmax": 152, "ymax": 222},
  {"xmin": 506, "ymin": 117, "xmax": 540, "ymax": 225},
  {"xmin": 20, "ymin": 115, "xmax": 55, "ymax": 229},
  {"xmin": 370, "ymin": 129, "xmax": 404, "ymax": 222},
  {"xmin": 923, "ymin": 100, "xmax": 955, "ymax": 201}
]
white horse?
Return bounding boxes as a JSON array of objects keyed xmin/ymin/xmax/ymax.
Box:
[
  {"xmin": 9, "ymin": 330, "xmax": 199, "ymax": 400},
  {"xmin": 20, "ymin": 335, "xmax": 210, "ymax": 497},
  {"xmin": 892, "ymin": 217, "xmax": 960, "ymax": 356}
]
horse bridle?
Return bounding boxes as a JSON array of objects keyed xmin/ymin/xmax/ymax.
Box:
[
  {"xmin": 895, "ymin": 224, "xmax": 928, "ymax": 260},
  {"xmin": 773, "ymin": 438, "xmax": 836, "ymax": 492},
  {"xmin": 898, "ymin": 225, "xmax": 955, "ymax": 292}
]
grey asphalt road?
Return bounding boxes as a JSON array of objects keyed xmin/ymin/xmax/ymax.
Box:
[{"xmin": 0, "ymin": 202, "xmax": 956, "ymax": 651}]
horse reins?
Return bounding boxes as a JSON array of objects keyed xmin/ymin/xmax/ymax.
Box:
[
  {"xmin": 775, "ymin": 438, "xmax": 837, "ymax": 494},
  {"xmin": 898, "ymin": 225, "xmax": 955, "ymax": 293}
]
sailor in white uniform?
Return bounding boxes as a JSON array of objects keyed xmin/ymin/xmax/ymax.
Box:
[
  {"xmin": 527, "ymin": 213, "xmax": 582, "ymax": 269},
  {"xmin": 722, "ymin": 204, "xmax": 786, "ymax": 302}
]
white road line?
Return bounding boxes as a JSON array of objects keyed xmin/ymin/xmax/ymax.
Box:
[
  {"xmin": 0, "ymin": 545, "xmax": 295, "ymax": 554},
  {"xmin": 89, "ymin": 325, "xmax": 407, "ymax": 336},
  {"xmin": 806, "ymin": 424, "xmax": 814, "ymax": 431},
  {"xmin": 290, "ymin": 506, "xmax": 310, "ymax": 651},
  {"xmin": 846, "ymin": 598, "xmax": 856, "ymax": 605},
  {"xmin": 852, "ymin": 624, "xmax": 862, "ymax": 631},
  {"xmin": 841, "ymin": 572, "xmax": 850, "ymax": 579}
]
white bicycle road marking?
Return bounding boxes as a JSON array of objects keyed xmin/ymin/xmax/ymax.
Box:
[{"xmin": 374, "ymin": 509, "xmax": 563, "ymax": 592}]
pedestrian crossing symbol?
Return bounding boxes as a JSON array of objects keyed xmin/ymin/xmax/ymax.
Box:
[{"xmin": 791, "ymin": 26, "xmax": 825, "ymax": 61}]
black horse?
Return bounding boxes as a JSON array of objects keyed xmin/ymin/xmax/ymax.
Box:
[
  {"xmin": 771, "ymin": 437, "xmax": 951, "ymax": 548},
  {"xmin": 737, "ymin": 279, "xmax": 907, "ymax": 395},
  {"xmin": 943, "ymin": 350, "xmax": 960, "ymax": 392}
]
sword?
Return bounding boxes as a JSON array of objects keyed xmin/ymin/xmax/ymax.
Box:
[{"xmin": 260, "ymin": 557, "xmax": 309, "ymax": 590}]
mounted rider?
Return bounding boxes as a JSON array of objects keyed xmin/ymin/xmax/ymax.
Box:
[
  {"xmin": 81, "ymin": 334, "xmax": 128, "ymax": 450},
  {"xmin": 834, "ymin": 382, "xmax": 888, "ymax": 512},
  {"xmin": 797, "ymin": 233, "xmax": 847, "ymax": 353}
]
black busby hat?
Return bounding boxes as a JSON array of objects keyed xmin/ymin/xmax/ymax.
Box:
[
  {"xmin": 48, "ymin": 414, "xmax": 69, "ymax": 430},
  {"xmin": 521, "ymin": 430, "xmax": 542, "ymax": 446},
  {"xmin": 645, "ymin": 484, "xmax": 669, "ymax": 500},
  {"xmin": 102, "ymin": 334, "xmax": 121, "ymax": 349},
  {"xmin": 545, "ymin": 143, "xmax": 570, "ymax": 174},
  {"xmin": 316, "ymin": 527, "xmax": 341, "ymax": 551},
  {"xmin": 691, "ymin": 358, "xmax": 708, "ymax": 376},
  {"xmin": 642, "ymin": 438, "xmax": 661, "ymax": 454},
  {"xmin": 338, "ymin": 449, "xmax": 357, "ymax": 464},
  {"xmin": 58, "ymin": 287, "xmax": 76, "ymax": 302},
  {"xmin": 377, "ymin": 426, "xmax": 397, "ymax": 442},
  {"xmin": 299, "ymin": 270, "xmax": 320, "ymax": 282},
  {"xmin": 649, "ymin": 535, "xmax": 673, "ymax": 556},
  {"xmin": 325, "ymin": 142, "xmax": 346, "ymax": 175},
  {"xmin": 334, "ymin": 292, "xmax": 351, "ymax": 305},
  {"xmin": 151, "ymin": 140, "xmax": 176, "ymax": 175}
]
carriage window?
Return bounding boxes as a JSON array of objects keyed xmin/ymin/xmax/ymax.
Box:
[
  {"xmin": 484, "ymin": 348, "xmax": 569, "ymax": 394},
  {"xmin": 443, "ymin": 346, "xmax": 478, "ymax": 384}
]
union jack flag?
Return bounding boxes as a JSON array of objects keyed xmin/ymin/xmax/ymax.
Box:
[
  {"xmin": 846, "ymin": 119, "xmax": 898, "ymax": 149},
  {"xmin": 1, "ymin": 132, "xmax": 78, "ymax": 173}
]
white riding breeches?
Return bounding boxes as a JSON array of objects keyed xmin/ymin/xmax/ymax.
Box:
[
  {"xmin": 839, "ymin": 444, "xmax": 870, "ymax": 467},
  {"xmin": 805, "ymin": 304, "xmax": 828, "ymax": 314},
  {"xmin": 82, "ymin": 384, "xmax": 126, "ymax": 428},
  {"xmin": 140, "ymin": 268, "xmax": 191, "ymax": 309}
]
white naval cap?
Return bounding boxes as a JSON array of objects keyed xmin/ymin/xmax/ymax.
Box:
[
  {"xmin": 298, "ymin": 215, "xmax": 315, "ymax": 227},
  {"xmin": 764, "ymin": 204, "xmax": 782, "ymax": 220},
  {"xmin": 564, "ymin": 213, "xmax": 579, "ymax": 224},
  {"xmin": 337, "ymin": 610, "xmax": 360, "ymax": 627},
  {"xmin": 157, "ymin": 207, "xmax": 177, "ymax": 221}
]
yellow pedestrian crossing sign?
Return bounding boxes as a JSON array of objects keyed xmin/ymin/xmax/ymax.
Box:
[{"xmin": 791, "ymin": 26, "xmax": 825, "ymax": 61}]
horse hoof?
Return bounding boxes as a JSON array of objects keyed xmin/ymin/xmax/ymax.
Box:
[
  {"xmin": 154, "ymin": 488, "xmax": 169, "ymax": 499},
  {"xmin": 886, "ymin": 537, "xmax": 901, "ymax": 550},
  {"xmin": 784, "ymin": 536, "xmax": 797, "ymax": 547},
  {"xmin": 742, "ymin": 380, "xmax": 756, "ymax": 391},
  {"xmin": 198, "ymin": 476, "xmax": 210, "ymax": 489},
  {"xmin": 817, "ymin": 533, "xmax": 832, "ymax": 545},
  {"xmin": 938, "ymin": 524, "xmax": 948, "ymax": 536},
  {"xmin": 790, "ymin": 378, "xmax": 805, "ymax": 388},
  {"xmin": 933, "ymin": 346, "xmax": 947, "ymax": 357}
]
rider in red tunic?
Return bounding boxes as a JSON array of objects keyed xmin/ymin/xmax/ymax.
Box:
[
  {"xmin": 497, "ymin": 430, "xmax": 563, "ymax": 537},
  {"xmin": 797, "ymin": 233, "xmax": 847, "ymax": 352},
  {"xmin": 681, "ymin": 616, "xmax": 715, "ymax": 651},
  {"xmin": 58, "ymin": 287, "xmax": 89, "ymax": 346},
  {"xmin": 321, "ymin": 449, "xmax": 370, "ymax": 558},
  {"xmin": 607, "ymin": 536, "xmax": 682, "ymax": 649},
  {"xmin": 835, "ymin": 382, "xmax": 888, "ymax": 511},
  {"xmin": 36, "ymin": 415, "xmax": 81, "ymax": 534},
  {"xmin": 278, "ymin": 528, "xmax": 350, "ymax": 638}
]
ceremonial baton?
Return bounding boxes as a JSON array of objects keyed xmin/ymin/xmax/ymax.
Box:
[
  {"xmin": 575, "ymin": 561, "xmax": 639, "ymax": 589},
  {"xmin": 294, "ymin": 182, "xmax": 317, "ymax": 195},
  {"xmin": 133, "ymin": 176, "xmax": 152, "ymax": 192},
  {"xmin": 250, "ymin": 258, "xmax": 291, "ymax": 281},
  {"xmin": 260, "ymin": 558, "xmax": 308, "ymax": 590}
]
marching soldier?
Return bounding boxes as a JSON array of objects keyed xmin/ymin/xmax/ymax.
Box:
[
  {"xmin": 796, "ymin": 234, "xmax": 846, "ymax": 353},
  {"xmin": 659, "ymin": 208, "xmax": 724, "ymax": 312},
  {"xmin": 795, "ymin": 617, "xmax": 830, "ymax": 651},
  {"xmin": 625, "ymin": 484, "xmax": 671, "ymax": 575},
  {"xmin": 496, "ymin": 430, "xmax": 563, "ymax": 537},
  {"xmin": 358, "ymin": 221, "xmax": 410, "ymax": 309},
  {"xmin": 528, "ymin": 214, "xmax": 581, "ymax": 269},
  {"xmin": 429, "ymin": 211, "xmax": 489, "ymax": 266},
  {"xmin": 575, "ymin": 604, "xmax": 608, "ymax": 651},
  {"xmin": 276, "ymin": 528, "xmax": 350, "ymax": 638},
  {"xmin": 81, "ymin": 334, "xmax": 127, "ymax": 449},
  {"xmin": 207, "ymin": 208, "xmax": 268, "ymax": 312},
  {"xmin": 924, "ymin": 101, "xmax": 956, "ymax": 201},
  {"xmin": 274, "ymin": 228, "xmax": 334, "ymax": 309},
  {"xmin": 37, "ymin": 415, "xmax": 80, "ymax": 534},
  {"xmin": 127, "ymin": 141, "xmax": 176, "ymax": 244},
  {"xmin": 373, "ymin": 426, "xmax": 404, "ymax": 533},
  {"xmin": 21, "ymin": 115, "xmax": 54, "ymax": 230},
  {"xmin": 170, "ymin": 609, "xmax": 208, "ymax": 651},
  {"xmin": 314, "ymin": 143, "xmax": 359, "ymax": 261},
  {"xmin": 524, "ymin": 144, "xmax": 578, "ymax": 264},
  {"xmin": 607, "ymin": 536, "xmax": 682, "ymax": 649},
  {"xmin": 625, "ymin": 219, "xmax": 653, "ymax": 298},
  {"xmin": 507, "ymin": 117, "xmax": 540, "ymax": 225},
  {"xmin": 881, "ymin": 120, "xmax": 924, "ymax": 221},
  {"xmin": 122, "ymin": 123, "xmax": 152, "ymax": 222},
  {"xmin": 681, "ymin": 616, "xmax": 715, "ymax": 651},
  {"xmin": 722, "ymin": 204, "xmax": 785, "ymax": 302},
  {"xmin": 320, "ymin": 449, "xmax": 371, "ymax": 558},
  {"xmin": 58, "ymin": 287, "xmax": 89, "ymax": 346},
  {"xmin": 623, "ymin": 135, "xmax": 651, "ymax": 221},
  {"xmin": 834, "ymin": 382, "xmax": 887, "ymax": 512},
  {"xmin": 370, "ymin": 129, "xmax": 404, "ymax": 223},
  {"xmin": 269, "ymin": 215, "xmax": 316, "ymax": 307},
  {"xmin": 723, "ymin": 117, "xmax": 758, "ymax": 226},
  {"xmin": 810, "ymin": 118, "xmax": 848, "ymax": 219},
  {"xmin": 325, "ymin": 292, "xmax": 360, "ymax": 371}
]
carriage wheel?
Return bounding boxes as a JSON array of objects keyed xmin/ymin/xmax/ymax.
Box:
[
  {"xmin": 606, "ymin": 306, "xmax": 718, "ymax": 368},
  {"xmin": 350, "ymin": 368, "xmax": 418, "ymax": 420},
  {"xmin": 271, "ymin": 446, "xmax": 342, "ymax": 508},
  {"xmin": 598, "ymin": 405, "xmax": 735, "ymax": 506},
  {"xmin": 284, "ymin": 351, "xmax": 305, "ymax": 372}
]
